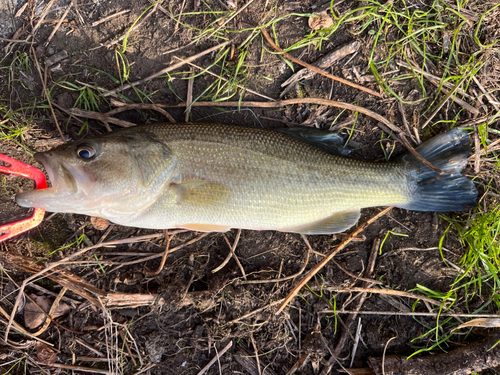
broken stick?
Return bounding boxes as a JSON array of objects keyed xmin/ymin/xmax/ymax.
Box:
[
  {"xmin": 276, "ymin": 207, "xmax": 393, "ymax": 314},
  {"xmin": 261, "ymin": 29, "xmax": 382, "ymax": 98},
  {"xmin": 368, "ymin": 332, "xmax": 500, "ymax": 375},
  {"xmin": 280, "ymin": 41, "xmax": 360, "ymax": 98}
]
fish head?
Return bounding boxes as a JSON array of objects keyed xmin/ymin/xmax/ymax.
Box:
[{"xmin": 16, "ymin": 132, "xmax": 177, "ymax": 218}]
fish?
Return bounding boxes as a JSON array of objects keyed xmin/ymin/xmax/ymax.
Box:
[{"xmin": 16, "ymin": 123, "xmax": 477, "ymax": 234}]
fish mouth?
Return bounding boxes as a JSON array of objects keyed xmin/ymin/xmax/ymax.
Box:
[{"xmin": 15, "ymin": 152, "xmax": 78, "ymax": 211}]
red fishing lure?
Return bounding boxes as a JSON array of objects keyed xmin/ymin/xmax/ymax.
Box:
[{"xmin": 0, "ymin": 154, "xmax": 47, "ymax": 242}]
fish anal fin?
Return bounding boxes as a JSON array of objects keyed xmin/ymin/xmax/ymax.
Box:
[
  {"xmin": 172, "ymin": 181, "xmax": 231, "ymax": 206},
  {"xmin": 283, "ymin": 209, "xmax": 361, "ymax": 234},
  {"xmin": 179, "ymin": 223, "xmax": 231, "ymax": 232}
]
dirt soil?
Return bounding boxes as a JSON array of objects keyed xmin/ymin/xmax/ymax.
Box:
[{"xmin": 0, "ymin": 0, "xmax": 499, "ymax": 374}]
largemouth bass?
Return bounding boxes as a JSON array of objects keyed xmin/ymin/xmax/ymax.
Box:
[{"xmin": 16, "ymin": 124, "xmax": 477, "ymax": 234}]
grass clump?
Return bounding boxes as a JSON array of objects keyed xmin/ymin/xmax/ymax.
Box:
[{"xmin": 445, "ymin": 203, "xmax": 500, "ymax": 308}]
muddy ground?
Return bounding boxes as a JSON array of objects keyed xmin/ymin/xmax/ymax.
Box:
[{"xmin": 0, "ymin": 0, "xmax": 499, "ymax": 374}]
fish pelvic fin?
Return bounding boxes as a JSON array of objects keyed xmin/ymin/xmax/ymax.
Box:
[
  {"xmin": 282, "ymin": 209, "xmax": 361, "ymax": 234},
  {"xmin": 398, "ymin": 128, "xmax": 477, "ymax": 212}
]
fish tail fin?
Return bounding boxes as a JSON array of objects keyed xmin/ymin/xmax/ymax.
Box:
[{"xmin": 398, "ymin": 128, "xmax": 477, "ymax": 212}]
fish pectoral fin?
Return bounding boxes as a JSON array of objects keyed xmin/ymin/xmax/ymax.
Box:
[
  {"xmin": 178, "ymin": 223, "xmax": 232, "ymax": 232},
  {"xmin": 283, "ymin": 209, "xmax": 361, "ymax": 234},
  {"xmin": 172, "ymin": 181, "xmax": 231, "ymax": 206}
]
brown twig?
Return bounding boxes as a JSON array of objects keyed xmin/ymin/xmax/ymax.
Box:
[
  {"xmin": 322, "ymin": 237, "xmax": 380, "ymax": 374},
  {"xmin": 250, "ymin": 333, "xmax": 262, "ymax": 375},
  {"xmin": 104, "ymin": 4, "xmax": 158, "ymax": 48},
  {"xmin": 148, "ymin": 0, "xmax": 175, "ymax": 21},
  {"xmin": 0, "ymin": 305, "xmax": 54, "ymax": 346},
  {"xmin": 319, "ymin": 310, "xmax": 500, "ymax": 318},
  {"xmin": 0, "ymin": 252, "xmax": 156, "ymax": 309},
  {"xmin": 261, "ymin": 28, "xmax": 382, "ymax": 98},
  {"xmin": 228, "ymin": 299, "xmax": 284, "ymax": 324},
  {"xmin": 70, "ymin": 108, "xmax": 137, "ymax": 127},
  {"xmin": 461, "ymin": 112, "xmax": 500, "ymax": 127},
  {"xmin": 212, "ymin": 230, "xmax": 242, "ymax": 273},
  {"xmin": 397, "ymin": 101, "xmax": 416, "ymax": 144},
  {"xmin": 331, "ymin": 259, "xmax": 384, "ymax": 286},
  {"xmin": 119, "ymin": 329, "xmax": 138, "ymax": 367},
  {"xmin": 0, "ymin": 37, "xmax": 33, "ymax": 43},
  {"xmin": 92, "ymin": 9, "xmax": 130, "ymax": 27},
  {"xmin": 26, "ymin": 282, "xmax": 80, "ymax": 306},
  {"xmin": 114, "ymin": 232, "xmax": 210, "ymax": 267},
  {"xmin": 185, "ymin": 68, "xmax": 194, "ymax": 122},
  {"xmin": 472, "ymin": 75, "xmax": 500, "ymax": 111},
  {"xmin": 235, "ymin": 347, "xmax": 277, "ymax": 375},
  {"xmin": 32, "ymin": 287, "xmax": 68, "ymax": 337},
  {"xmin": 396, "ymin": 61, "xmax": 474, "ymax": 100},
  {"xmin": 30, "ymin": 46, "xmax": 65, "ymax": 142},
  {"xmin": 322, "ymin": 286, "xmax": 442, "ymax": 306},
  {"xmin": 45, "ymin": 2, "xmax": 73, "ymax": 46},
  {"xmin": 202, "ymin": 0, "xmax": 256, "ymax": 42},
  {"xmin": 109, "ymin": 101, "xmax": 177, "ymax": 123},
  {"xmin": 175, "ymin": 0, "xmax": 188, "ymax": 33},
  {"xmin": 196, "ymin": 341, "xmax": 233, "ymax": 375},
  {"xmin": 1, "ymin": 232, "xmax": 167, "ymax": 341},
  {"xmin": 474, "ymin": 124, "xmax": 481, "ymax": 173},
  {"xmin": 368, "ymin": 332, "xmax": 500, "ymax": 375},
  {"xmin": 61, "ymin": 232, "xmax": 211, "ymax": 268},
  {"xmin": 145, "ymin": 230, "xmax": 171, "ymax": 277},
  {"xmin": 168, "ymin": 98, "xmax": 444, "ymax": 174},
  {"xmin": 276, "ymin": 207, "xmax": 393, "ymax": 314},
  {"xmin": 31, "ymin": 0, "xmax": 57, "ymax": 36},
  {"xmin": 280, "ymin": 41, "xmax": 360, "ymax": 98},
  {"xmin": 421, "ymin": 76, "xmax": 471, "ymax": 129},
  {"xmin": 319, "ymin": 238, "xmax": 380, "ymax": 374},
  {"xmin": 44, "ymin": 363, "xmax": 114, "ymax": 374},
  {"xmin": 75, "ymin": 338, "xmax": 105, "ymax": 357},
  {"xmin": 239, "ymin": 235, "xmax": 311, "ymax": 285},
  {"xmin": 381, "ymin": 336, "xmax": 397, "ymax": 375},
  {"xmin": 470, "ymin": 137, "xmax": 500, "ymax": 158},
  {"xmin": 72, "ymin": 102, "xmax": 175, "ymax": 128},
  {"xmin": 103, "ymin": 41, "xmax": 230, "ymax": 96},
  {"xmin": 132, "ymin": 364, "xmax": 157, "ymax": 375}
]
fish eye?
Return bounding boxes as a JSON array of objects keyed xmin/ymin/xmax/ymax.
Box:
[{"xmin": 76, "ymin": 144, "xmax": 96, "ymax": 159}]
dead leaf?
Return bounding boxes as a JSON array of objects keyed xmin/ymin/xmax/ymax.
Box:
[
  {"xmin": 24, "ymin": 294, "xmax": 71, "ymax": 329},
  {"xmin": 308, "ymin": 11, "xmax": 334, "ymax": 31},
  {"xmin": 451, "ymin": 318, "xmax": 500, "ymax": 332},
  {"xmin": 37, "ymin": 342, "xmax": 57, "ymax": 365},
  {"xmin": 91, "ymin": 216, "xmax": 111, "ymax": 230}
]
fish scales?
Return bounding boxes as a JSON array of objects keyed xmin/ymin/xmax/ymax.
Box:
[{"xmin": 127, "ymin": 123, "xmax": 409, "ymax": 230}]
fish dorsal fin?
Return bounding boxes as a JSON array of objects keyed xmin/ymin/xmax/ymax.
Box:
[
  {"xmin": 178, "ymin": 223, "xmax": 231, "ymax": 232},
  {"xmin": 283, "ymin": 209, "xmax": 361, "ymax": 234},
  {"xmin": 172, "ymin": 181, "xmax": 231, "ymax": 206},
  {"xmin": 276, "ymin": 128, "xmax": 350, "ymax": 156}
]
